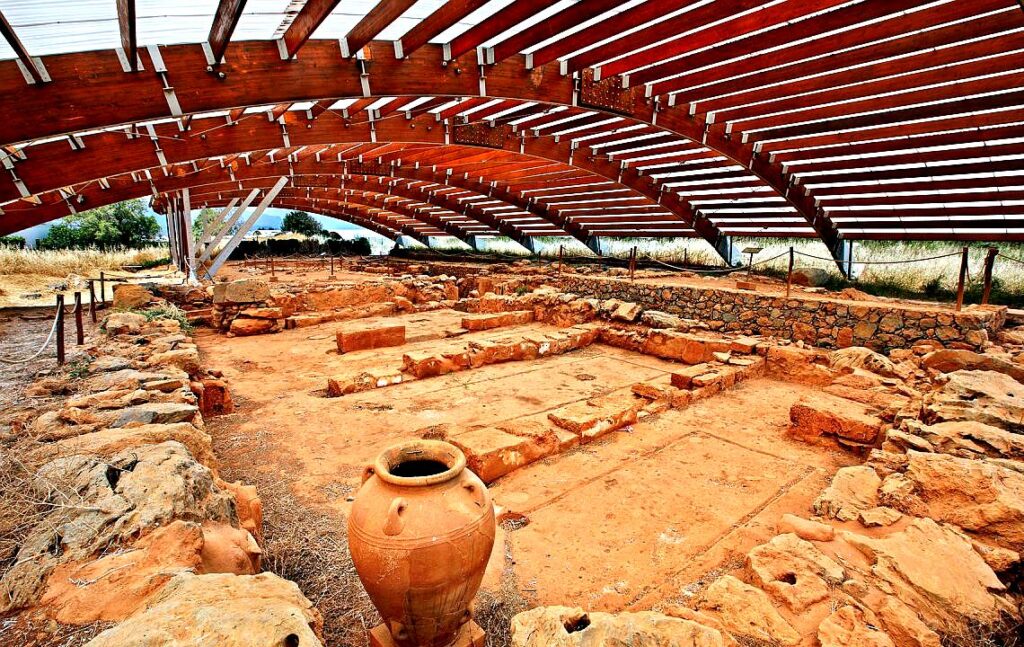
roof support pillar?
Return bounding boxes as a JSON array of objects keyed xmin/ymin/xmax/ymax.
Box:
[
  {"xmin": 198, "ymin": 189, "xmax": 260, "ymax": 264},
  {"xmin": 166, "ymin": 199, "xmax": 180, "ymax": 269},
  {"xmin": 180, "ymin": 188, "xmax": 196, "ymax": 282},
  {"xmin": 208, "ymin": 177, "xmax": 287, "ymax": 277}
]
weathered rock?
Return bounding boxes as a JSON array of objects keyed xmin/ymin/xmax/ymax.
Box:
[
  {"xmin": 148, "ymin": 348, "xmax": 201, "ymax": 375},
  {"xmin": 698, "ymin": 575, "xmax": 800, "ymax": 646},
  {"xmin": 193, "ymin": 378, "xmax": 234, "ymax": 418},
  {"xmin": 830, "ymin": 347, "xmax": 899, "ymax": 377},
  {"xmin": 103, "ymin": 312, "xmax": 147, "ymax": 336},
  {"xmin": 859, "ymin": 506, "xmax": 903, "ymax": 527},
  {"xmin": 229, "ymin": 317, "xmax": 277, "ymax": 336},
  {"xmin": 84, "ymin": 573, "xmax": 323, "ymax": 647},
  {"xmin": 112, "ymin": 402, "xmax": 199, "ymax": 427},
  {"xmin": 0, "ymin": 442, "xmax": 238, "ymax": 613},
  {"xmin": 818, "ymin": 606, "xmax": 895, "ymax": 647},
  {"xmin": 777, "ymin": 514, "xmax": 835, "ymax": 542},
  {"xmin": 212, "ymin": 279, "xmax": 271, "ymax": 304},
  {"xmin": 921, "ymin": 349, "xmax": 1024, "ymax": 383},
  {"xmin": 877, "ymin": 596, "xmax": 941, "ymax": 647},
  {"xmin": 747, "ymin": 533, "xmax": 845, "ymax": 612},
  {"xmin": 510, "ymin": 606, "xmax": 733, "ymax": 647},
  {"xmin": 640, "ymin": 310, "xmax": 691, "ymax": 330},
  {"xmin": 791, "ymin": 266, "xmax": 832, "ymax": 287},
  {"xmin": 790, "ymin": 397, "xmax": 881, "ymax": 444},
  {"xmin": 31, "ymin": 422, "xmax": 215, "ymax": 467},
  {"xmin": 841, "ymin": 518, "xmax": 1011, "ymax": 626},
  {"xmin": 611, "ymin": 301, "xmax": 642, "ymax": 322},
  {"xmin": 766, "ymin": 346, "xmax": 834, "ymax": 386},
  {"xmin": 903, "ymin": 420, "xmax": 1024, "ymax": 460},
  {"xmin": 112, "ymin": 284, "xmax": 153, "ymax": 310},
  {"xmin": 879, "ymin": 452, "xmax": 1024, "ymax": 547},
  {"xmin": 38, "ymin": 520, "xmax": 204, "ymax": 623},
  {"xmin": 923, "ymin": 370, "xmax": 1024, "ymax": 433},
  {"xmin": 814, "ymin": 466, "xmax": 881, "ymax": 521}
]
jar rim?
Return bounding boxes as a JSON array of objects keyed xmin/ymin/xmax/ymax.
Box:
[{"xmin": 373, "ymin": 440, "xmax": 466, "ymax": 486}]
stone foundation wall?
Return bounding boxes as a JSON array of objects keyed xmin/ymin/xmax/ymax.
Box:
[{"xmin": 560, "ymin": 275, "xmax": 1006, "ymax": 351}]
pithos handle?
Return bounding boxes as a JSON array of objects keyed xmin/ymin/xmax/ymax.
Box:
[
  {"xmin": 383, "ymin": 497, "xmax": 407, "ymax": 536},
  {"xmin": 361, "ymin": 465, "xmax": 375, "ymax": 485}
]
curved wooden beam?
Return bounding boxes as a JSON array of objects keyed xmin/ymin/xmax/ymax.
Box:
[{"xmin": 0, "ymin": 42, "xmax": 811, "ymax": 260}]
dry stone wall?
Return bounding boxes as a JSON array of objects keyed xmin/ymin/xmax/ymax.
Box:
[{"xmin": 561, "ymin": 275, "xmax": 1005, "ymax": 352}]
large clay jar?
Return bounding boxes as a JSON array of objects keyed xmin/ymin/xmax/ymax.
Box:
[{"xmin": 349, "ymin": 440, "xmax": 496, "ymax": 647}]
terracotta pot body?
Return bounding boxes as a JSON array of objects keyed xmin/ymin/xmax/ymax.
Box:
[{"xmin": 349, "ymin": 440, "xmax": 496, "ymax": 647}]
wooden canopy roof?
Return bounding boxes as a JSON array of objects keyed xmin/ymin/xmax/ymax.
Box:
[{"xmin": 1, "ymin": 0, "xmax": 1023, "ymax": 263}]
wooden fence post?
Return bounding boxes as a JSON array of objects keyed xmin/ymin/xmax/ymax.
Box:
[
  {"xmin": 74, "ymin": 291, "xmax": 84, "ymax": 345},
  {"xmin": 785, "ymin": 246, "xmax": 795, "ymax": 298},
  {"xmin": 99, "ymin": 271, "xmax": 106, "ymax": 305},
  {"xmin": 955, "ymin": 247, "xmax": 969, "ymax": 312},
  {"xmin": 982, "ymin": 247, "xmax": 998, "ymax": 305},
  {"xmin": 56, "ymin": 294, "xmax": 66, "ymax": 365},
  {"xmin": 88, "ymin": 280, "xmax": 97, "ymax": 322}
]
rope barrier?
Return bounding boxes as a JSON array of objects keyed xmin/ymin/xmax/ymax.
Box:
[
  {"xmin": 0, "ymin": 308, "xmax": 60, "ymax": 364},
  {"xmin": 793, "ymin": 250, "xmax": 963, "ymax": 265},
  {"xmin": 998, "ymin": 253, "xmax": 1024, "ymax": 266}
]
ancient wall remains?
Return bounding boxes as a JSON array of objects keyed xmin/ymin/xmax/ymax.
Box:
[{"xmin": 560, "ymin": 276, "xmax": 1005, "ymax": 351}]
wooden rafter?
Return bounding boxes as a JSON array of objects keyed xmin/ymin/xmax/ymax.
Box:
[{"xmin": 208, "ymin": 0, "xmax": 248, "ymax": 64}]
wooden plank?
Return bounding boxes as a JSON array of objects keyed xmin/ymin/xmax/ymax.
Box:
[
  {"xmin": 446, "ymin": 0, "xmax": 561, "ymax": 61},
  {"xmin": 343, "ymin": 0, "xmax": 418, "ymax": 57},
  {"xmin": 397, "ymin": 0, "xmax": 488, "ymax": 58},
  {"xmin": 208, "ymin": 0, "xmax": 248, "ymax": 64},
  {"xmin": 117, "ymin": 0, "xmax": 138, "ymax": 72},
  {"xmin": 280, "ymin": 0, "xmax": 343, "ymax": 59},
  {"xmin": 0, "ymin": 9, "xmax": 42, "ymax": 83}
]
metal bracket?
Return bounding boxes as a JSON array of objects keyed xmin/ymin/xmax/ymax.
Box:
[
  {"xmin": 15, "ymin": 57, "xmax": 50, "ymax": 85},
  {"xmin": 115, "ymin": 48, "xmax": 145, "ymax": 73},
  {"xmin": 358, "ymin": 59, "xmax": 372, "ymax": 97}
]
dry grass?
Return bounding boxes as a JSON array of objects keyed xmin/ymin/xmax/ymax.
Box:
[{"xmin": 0, "ymin": 247, "xmax": 168, "ymax": 278}]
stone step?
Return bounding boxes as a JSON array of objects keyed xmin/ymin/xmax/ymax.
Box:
[
  {"xmin": 461, "ymin": 310, "xmax": 534, "ymax": 331},
  {"xmin": 547, "ymin": 393, "xmax": 644, "ymax": 443},
  {"xmin": 336, "ymin": 324, "xmax": 405, "ymax": 354}
]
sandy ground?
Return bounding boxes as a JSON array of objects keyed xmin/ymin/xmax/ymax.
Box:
[
  {"xmin": 197, "ymin": 311, "xmax": 856, "ymax": 616},
  {"xmin": 0, "ymin": 267, "xmax": 183, "ymax": 308}
]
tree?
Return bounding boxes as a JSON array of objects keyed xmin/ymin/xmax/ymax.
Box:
[
  {"xmin": 281, "ymin": 211, "xmax": 323, "ymax": 237},
  {"xmin": 37, "ymin": 199, "xmax": 160, "ymax": 250},
  {"xmin": 191, "ymin": 207, "xmax": 219, "ymax": 242},
  {"xmin": 353, "ymin": 237, "xmax": 372, "ymax": 255}
]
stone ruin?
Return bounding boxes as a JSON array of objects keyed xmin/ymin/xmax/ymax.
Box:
[{"xmin": 3, "ymin": 257, "xmax": 1023, "ymax": 647}]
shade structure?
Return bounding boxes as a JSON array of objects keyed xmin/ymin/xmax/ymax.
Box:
[{"xmin": 2, "ymin": 0, "xmax": 1024, "ymax": 263}]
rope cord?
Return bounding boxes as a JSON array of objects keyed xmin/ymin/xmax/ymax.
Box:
[
  {"xmin": 793, "ymin": 250, "xmax": 962, "ymax": 265},
  {"xmin": 998, "ymin": 253, "xmax": 1024, "ymax": 266},
  {"xmin": 0, "ymin": 308, "xmax": 60, "ymax": 364}
]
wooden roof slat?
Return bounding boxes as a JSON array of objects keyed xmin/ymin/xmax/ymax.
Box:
[
  {"xmin": 445, "ymin": 0, "xmax": 561, "ymax": 61},
  {"xmin": 343, "ymin": 0, "xmax": 418, "ymax": 57},
  {"xmin": 0, "ymin": 9, "xmax": 43, "ymax": 83},
  {"xmin": 280, "ymin": 0, "xmax": 343, "ymax": 60},
  {"xmin": 207, "ymin": 0, "xmax": 248, "ymax": 64},
  {"xmin": 397, "ymin": 0, "xmax": 489, "ymax": 58}
]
